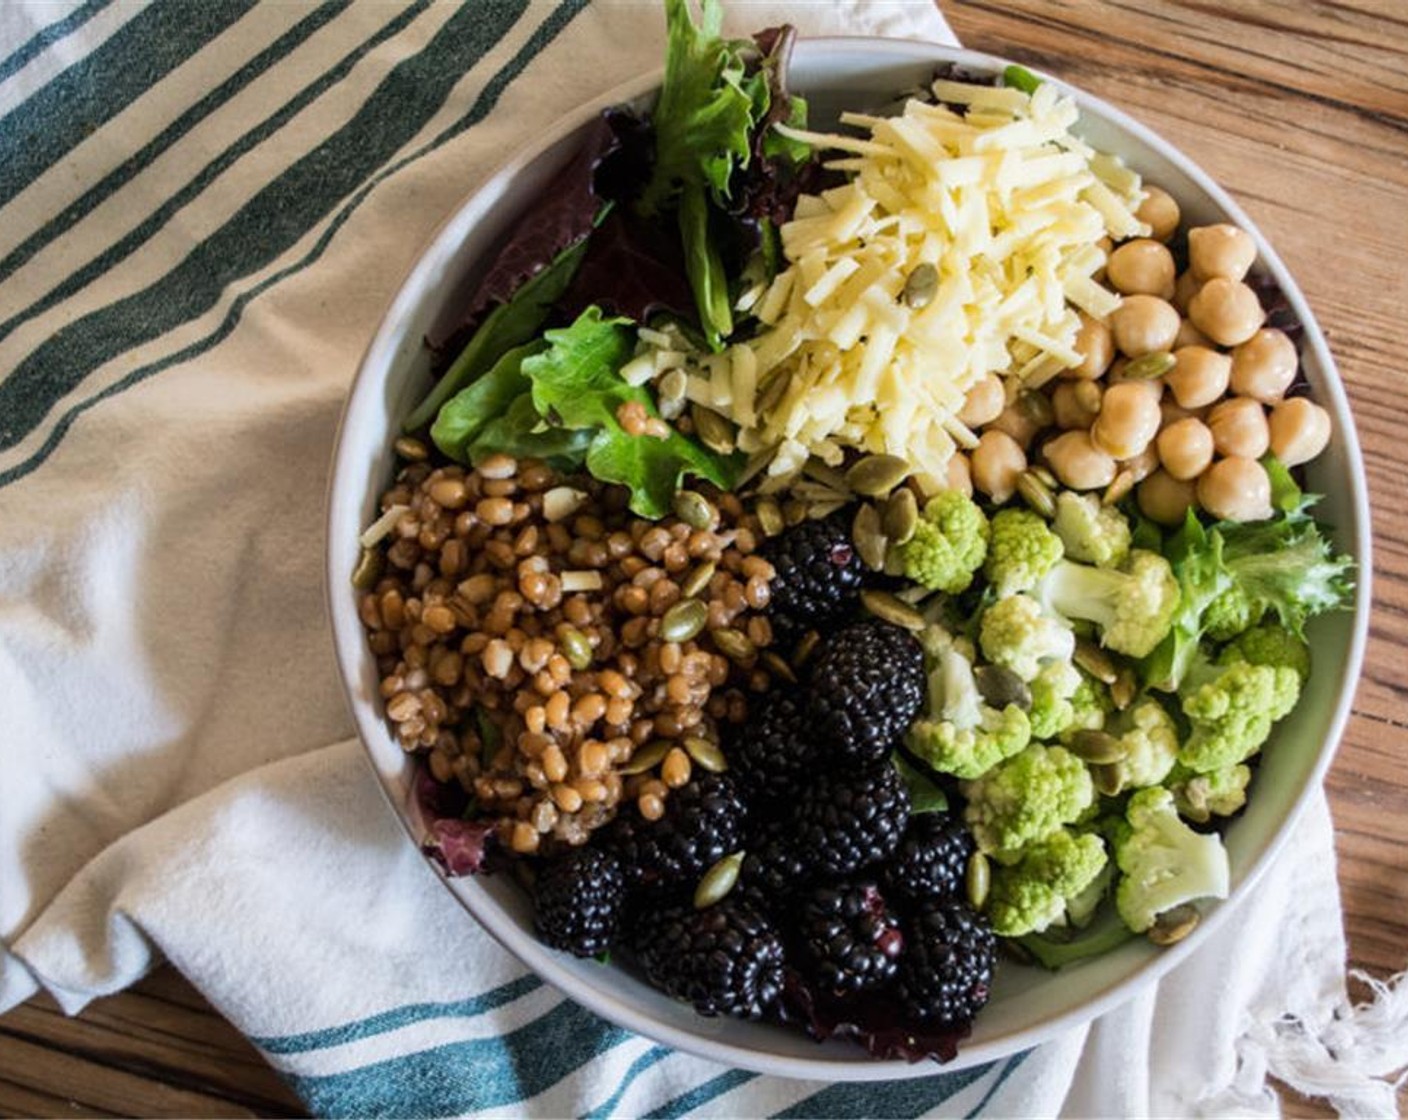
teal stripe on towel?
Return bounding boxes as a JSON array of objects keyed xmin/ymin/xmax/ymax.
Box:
[
  {"xmin": 0, "ymin": 0, "xmax": 118, "ymax": 85},
  {"xmin": 642, "ymin": 1069, "xmax": 758, "ymax": 1119},
  {"xmin": 582, "ymin": 1045, "xmax": 672, "ymax": 1120},
  {"xmin": 770, "ymin": 1061, "xmax": 997, "ymax": 1119}
]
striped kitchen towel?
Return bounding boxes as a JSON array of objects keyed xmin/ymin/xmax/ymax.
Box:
[{"xmin": 1, "ymin": 1, "xmax": 1400, "ymax": 1116}]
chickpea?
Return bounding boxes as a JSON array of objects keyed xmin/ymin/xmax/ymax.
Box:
[
  {"xmin": 1107, "ymin": 239, "xmax": 1176, "ymax": 299},
  {"xmin": 1230, "ymin": 328, "xmax": 1297, "ymax": 403},
  {"xmin": 1122, "ymin": 444, "xmax": 1161, "ymax": 485},
  {"xmin": 1091, "ymin": 381, "xmax": 1162, "ymax": 459},
  {"xmin": 945, "ymin": 450, "xmax": 974, "ymax": 498},
  {"xmin": 957, "ymin": 373, "xmax": 1006, "ymax": 428},
  {"xmin": 1160, "ymin": 397, "xmax": 1205, "ymax": 429},
  {"xmin": 1052, "ymin": 379, "xmax": 1102, "ymax": 430},
  {"xmin": 1166, "ymin": 346, "xmax": 1231, "ymax": 410},
  {"xmin": 1043, "ymin": 430, "xmax": 1117, "ymax": 491},
  {"xmin": 1172, "ymin": 270, "xmax": 1201, "ymax": 314},
  {"xmin": 987, "ymin": 402, "xmax": 1042, "ymax": 451},
  {"xmin": 1110, "ymin": 294, "xmax": 1181, "ymax": 357},
  {"xmin": 1268, "ymin": 397, "xmax": 1332, "ymax": 467},
  {"xmin": 1138, "ymin": 469, "xmax": 1197, "ymax": 526},
  {"xmin": 1188, "ymin": 223, "xmax": 1257, "ymax": 283},
  {"xmin": 1198, "ymin": 456, "xmax": 1273, "ymax": 522},
  {"xmin": 1135, "ymin": 184, "xmax": 1181, "ymax": 243},
  {"xmin": 971, "ymin": 430, "xmax": 1026, "ymax": 504},
  {"xmin": 1188, "ymin": 277, "xmax": 1265, "ymax": 347},
  {"xmin": 1173, "ymin": 318, "xmax": 1211, "ymax": 349},
  {"xmin": 1208, "ymin": 396, "xmax": 1270, "ymax": 459},
  {"xmin": 1156, "ymin": 417, "xmax": 1215, "ymax": 481},
  {"xmin": 1067, "ymin": 312, "xmax": 1114, "ymax": 379}
]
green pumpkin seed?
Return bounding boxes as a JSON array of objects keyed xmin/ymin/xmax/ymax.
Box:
[
  {"xmin": 756, "ymin": 499, "xmax": 784, "ymax": 537},
  {"xmin": 1074, "ymin": 639, "xmax": 1119, "ymax": 684},
  {"xmin": 351, "ymin": 546, "xmax": 384, "ymax": 590},
  {"xmin": 966, "ymin": 851, "xmax": 991, "ymax": 911},
  {"xmin": 1148, "ymin": 903, "xmax": 1200, "ymax": 946},
  {"xmin": 1110, "ymin": 667, "xmax": 1137, "ymax": 711},
  {"xmin": 783, "ymin": 499, "xmax": 808, "ymax": 527},
  {"xmin": 661, "ymin": 598, "xmax": 709, "ymax": 643},
  {"xmin": 673, "ymin": 489, "xmax": 718, "ymax": 531},
  {"xmin": 1068, "ymin": 729, "xmax": 1127, "ymax": 765},
  {"xmin": 860, "ymin": 589, "xmax": 926, "ymax": 631},
  {"xmin": 852, "ymin": 503, "xmax": 888, "ymax": 571},
  {"xmin": 882, "ymin": 487, "xmax": 919, "ymax": 546},
  {"xmin": 683, "ymin": 736, "xmax": 728, "ymax": 773},
  {"xmin": 694, "ymin": 851, "xmax": 746, "ymax": 909},
  {"xmin": 761, "ymin": 650, "xmax": 798, "ymax": 685},
  {"xmin": 620, "ymin": 740, "xmax": 671, "ymax": 776},
  {"xmin": 691, "ymin": 404, "xmax": 736, "ymax": 454},
  {"xmin": 901, "ymin": 262, "xmax": 939, "ymax": 309},
  {"xmin": 1017, "ymin": 388, "xmax": 1055, "ymax": 429},
  {"xmin": 393, "ymin": 436, "xmax": 429, "ymax": 461},
  {"xmin": 559, "ymin": 626, "xmax": 594, "ymax": 671},
  {"xmin": 1016, "ymin": 469, "xmax": 1056, "ymax": 519},
  {"xmin": 1122, "ymin": 350, "xmax": 1175, "ymax": 381},
  {"xmin": 710, "ymin": 628, "xmax": 757, "ymax": 663},
  {"xmin": 680, "ymin": 560, "xmax": 717, "ymax": 599},
  {"xmin": 1090, "ymin": 762, "xmax": 1124, "ymax": 798},
  {"xmin": 845, "ymin": 454, "xmax": 911, "ymax": 497},
  {"xmin": 974, "ymin": 665, "xmax": 1033, "ymax": 711},
  {"xmin": 792, "ymin": 629, "xmax": 821, "ymax": 669}
]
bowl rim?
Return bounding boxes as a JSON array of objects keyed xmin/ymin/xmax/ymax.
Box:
[{"xmin": 325, "ymin": 37, "xmax": 1373, "ymax": 1080}]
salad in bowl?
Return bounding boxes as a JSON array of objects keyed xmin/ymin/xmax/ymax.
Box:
[{"xmin": 331, "ymin": 0, "xmax": 1364, "ymax": 1070}]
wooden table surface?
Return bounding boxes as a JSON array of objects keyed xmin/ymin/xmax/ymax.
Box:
[{"xmin": 3, "ymin": 1, "xmax": 1405, "ymax": 1116}]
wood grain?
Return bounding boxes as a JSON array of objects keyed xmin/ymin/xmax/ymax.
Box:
[{"xmin": 2, "ymin": 2, "xmax": 1405, "ymax": 1116}]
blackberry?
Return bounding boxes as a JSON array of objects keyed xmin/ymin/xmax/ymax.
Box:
[
  {"xmin": 799, "ymin": 881, "xmax": 904, "ymax": 996},
  {"xmin": 605, "ymin": 773, "xmax": 746, "ymax": 891},
  {"xmin": 807, "ymin": 620, "xmax": 926, "ymax": 766},
  {"xmin": 790, "ymin": 761, "xmax": 911, "ymax": 878},
  {"xmin": 883, "ymin": 812, "xmax": 974, "ymax": 903},
  {"xmin": 760, "ymin": 513, "xmax": 864, "ymax": 644},
  {"xmin": 735, "ymin": 822, "xmax": 813, "ymax": 917},
  {"xmin": 632, "ymin": 899, "xmax": 786, "ymax": 1019},
  {"xmin": 897, "ymin": 898, "xmax": 996, "ymax": 1027},
  {"xmin": 728, "ymin": 688, "xmax": 817, "ymax": 804},
  {"xmin": 533, "ymin": 847, "xmax": 626, "ymax": 957}
]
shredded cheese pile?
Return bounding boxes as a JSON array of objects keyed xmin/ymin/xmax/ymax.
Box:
[{"xmin": 649, "ymin": 77, "xmax": 1149, "ymax": 488}]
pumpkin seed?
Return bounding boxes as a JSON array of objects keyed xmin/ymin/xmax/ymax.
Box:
[
  {"xmin": 691, "ymin": 404, "xmax": 736, "ymax": 454},
  {"xmin": 683, "ymin": 736, "xmax": 728, "ymax": 773},
  {"xmin": 694, "ymin": 851, "xmax": 745, "ymax": 909},
  {"xmin": 1148, "ymin": 903, "xmax": 1200, "ymax": 946},
  {"xmin": 1122, "ymin": 350, "xmax": 1175, "ymax": 381},
  {"xmin": 1090, "ymin": 762, "xmax": 1124, "ymax": 797},
  {"xmin": 808, "ymin": 499, "xmax": 847, "ymax": 521},
  {"xmin": 761, "ymin": 650, "xmax": 798, "ymax": 685},
  {"xmin": 710, "ymin": 627, "xmax": 757, "ymax": 663},
  {"xmin": 1017, "ymin": 388, "xmax": 1055, "ymax": 429},
  {"xmin": 901, "ymin": 262, "xmax": 939, "ymax": 309},
  {"xmin": 852, "ymin": 503, "xmax": 888, "ymax": 571},
  {"xmin": 1074, "ymin": 639, "xmax": 1119, "ymax": 684},
  {"xmin": 1016, "ymin": 469, "xmax": 1057, "ymax": 519},
  {"xmin": 792, "ymin": 629, "xmax": 822, "ymax": 669},
  {"xmin": 860, "ymin": 589, "xmax": 926, "ymax": 631},
  {"xmin": 559, "ymin": 626, "xmax": 594, "ymax": 671},
  {"xmin": 1072, "ymin": 381, "xmax": 1103, "ymax": 417},
  {"xmin": 1068, "ymin": 729, "xmax": 1127, "ymax": 765},
  {"xmin": 620, "ymin": 740, "xmax": 671, "ymax": 776},
  {"xmin": 1110, "ymin": 667, "xmax": 1137, "ymax": 711},
  {"xmin": 845, "ymin": 454, "xmax": 911, "ymax": 497},
  {"xmin": 783, "ymin": 499, "xmax": 808, "ymax": 527},
  {"xmin": 680, "ymin": 560, "xmax": 717, "ymax": 599},
  {"xmin": 882, "ymin": 486, "xmax": 919, "ymax": 545},
  {"xmin": 351, "ymin": 546, "xmax": 383, "ymax": 590},
  {"xmin": 673, "ymin": 489, "xmax": 718, "ymax": 531},
  {"xmin": 661, "ymin": 598, "xmax": 709, "ymax": 643},
  {"xmin": 974, "ymin": 665, "xmax": 1033, "ymax": 711},
  {"xmin": 756, "ymin": 499, "xmax": 784, "ymax": 537},
  {"xmin": 393, "ymin": 436, "xmax": 429, "ymax": 461},
  {"xmin": 966, "ymin": 851, "xmax": 991, "ymax": 911},
  {"xmin": 756, "ymin": 369, "xmax": 791, "ymax": 415}
]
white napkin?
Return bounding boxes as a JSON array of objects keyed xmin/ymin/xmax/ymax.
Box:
[{"xmin": 1, "ymin": 1, "xmax": 1403, "ymax": 1115}]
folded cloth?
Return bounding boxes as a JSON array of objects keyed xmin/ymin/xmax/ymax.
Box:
[{"xmin": 1, "ymin": 1, "xmax": 1403, "ymax": 1116}]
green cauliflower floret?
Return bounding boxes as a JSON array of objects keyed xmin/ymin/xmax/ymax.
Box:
[
  {"xmin": 1092, "ymin": 697, "xmax": 1179, "ymax": 796},
  {"xmin": 1062, "ymin": 674, "xmax": 1112, "ymax": 739},
  {"xmin": 961, "ymin": 743, "xmax": 1094, "ymax": 861},
  {"xmin": 984, "ymin": 508, "xmax": 1064, "ymax": 596},
  {"xmin": 1166, "ymin": 762, "xmax": 1251, "ymax": 823},
  {"xmin": 897, "ymin": 490, "xmax": 990, "ymax": 594},
  {"xmin": 1029, "ymin": 661, "xmax": 1083, "ymax": 740},
  {"xmin": 906, "ymin": 626, "xmax": 1031, "ymax": 779},
  {"xmin": 1052, "ymin": 491, "xmax": 1132, "ymax": 569},
  {"xmin": 986, "ymin": 827, "xmax": 1109, "ymax": 936},
  {"xmin": 1178, "ymin": 656, "xmax": 1301, "ymax": 773},
  {"xmin": 1036, "ymin": 550, "xmax": 1180, "ymax": 659},
  {"xmin": 1114, "ymin": 787, "xmax": 1230, "ymax": 933},
  {"xmin": 1202, "ymin": 583, "xmax": 1263, "ymax": 641},
  {"xmin": 979, "ymin": 593, "xmax": 1076, "ymax": 682},
  {"xmin": 1219, "ymin": 622, "xmax": 1311, "ymax": 681}
]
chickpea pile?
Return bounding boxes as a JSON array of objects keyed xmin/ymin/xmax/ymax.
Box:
[{"xmin": 952, "ymin": 187, "xmax": 1333, "ymax": 525}]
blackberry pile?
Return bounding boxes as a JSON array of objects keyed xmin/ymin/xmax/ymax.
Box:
[{"xmin": 520, "ymin": 517, "xmax": 995, "ymax": 1050}]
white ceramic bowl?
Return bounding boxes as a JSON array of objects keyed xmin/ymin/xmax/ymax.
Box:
[{"xmin": 326, "ymin": 40, "xmax": 1372, "ymax": 1078}]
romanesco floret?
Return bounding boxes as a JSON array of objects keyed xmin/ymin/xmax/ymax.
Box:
[
  {"xmin": 1114, "ymin": 787, "xmax": 1230, "ymax": 933},
  {"xmin": 986, "ymin": 827, "xmax": 1109, "ymax": 936},
  {"xmin": 1052, "ymin": 491, "xmax": 1132, "ymax": 568},
  {"xmin": 897, "ymin": 490, "xmax": 989, "ymax": 594},
  {"xmin": 1029, "ymin": 660, "xmax": 1082, "ymax": 740},
  {"xmin": 961, "ymin": 743, "xmax": 1094, "ymax": 861},
  {"xmin": 979, "ymin": 593, "xmax": 1076, "ymax": 682},
  {"xmin": 1095, "ymin": 697, "xmax": 1180, "ymax": 795},
  {"xmin": 1178, "ymin": 657, "xmax": 1301, "ymax": 773},
  {"xmin": 1219, "ymin": 622, "xmax": 1311, "ymax": 681},
  {"xmin": 1062, "ymin": 674, "xmax": 1112, "ymax": 739},
  {"xmin": 1036, "ymin": 550, "xmax": 1180, "ymax": 659},
  {"xmin": 1166, "ymin": 762, "xmax": 1251, "ymax": 823},
  {"xmin": 1202, "ymin": 583, "xmax": 1263, "ymax": 641},
  {"xmin": 984, "ymin": 508, "xmax": 1064, "ymax": 597}
]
